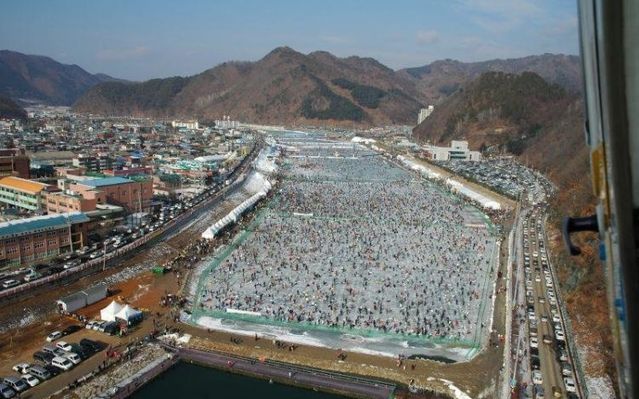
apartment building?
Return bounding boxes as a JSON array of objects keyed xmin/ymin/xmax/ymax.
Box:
[{"xmin": 0, "ymin": 212, "xmax": 90, "ymax": 270}]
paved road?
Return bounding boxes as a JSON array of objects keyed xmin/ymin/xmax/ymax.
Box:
[
  {"xmin": 178, "ymin": 346, "xmax": 395, "ymax": 399},
  {"xmin": 517, "ymin": 208, "xmax": 581, "ymax": 398}
]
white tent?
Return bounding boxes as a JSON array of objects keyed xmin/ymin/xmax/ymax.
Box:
[
  {"xmin": 115, "ymin": 304, "xmax": 143, "ymax": 323},
  {"xmin": 100, "ymin": 301, "xmax": 124, "ymax": 322}
]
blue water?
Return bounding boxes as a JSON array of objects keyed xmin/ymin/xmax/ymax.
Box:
[{"xmin": 132, "ymin": 362, "xmax": 347, "ymax": 398}]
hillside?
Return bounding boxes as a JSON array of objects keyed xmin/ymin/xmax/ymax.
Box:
[
  {"xmin": 0, "ymin": 50, "xmax": 118, "ymax": 105},
  {"xmin": 74, "ymin": 47, "xmax": 424, "ymax": 125},
  {"xmin": 413, "ymin": 71, "xmax": 615, "ymax": 393},
  {"xmin": 399, "ymin": 54, "xmax": 581, "ymax": 106},
  {"xmin": 0, "ymin": 95, "xmax": 27, "ymax": 120},
  {"xmin": 412, "ymin": 71, "xmax": 574, "ymax": 153},
  {"xmin": 74, "ymin": 48, "xmax": 579, "ymax": 126}
]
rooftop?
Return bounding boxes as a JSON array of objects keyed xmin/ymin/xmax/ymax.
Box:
[
  {"xmin": 0, "ymin": 212, "xmax": 90, "ymax": 240},
  {"xmin": 78, "ymin": 177, "xmax": 133, "ymax": 187},
  {"xmin": 0, "ymin": 176, "xmax": 51, "ymax": 194}
]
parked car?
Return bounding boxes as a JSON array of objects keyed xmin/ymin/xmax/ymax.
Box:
[
  {"xmin": 80, "ymin": 338, "xmax": 102, "ymax": 353},
  {"xmin": 0, "ymin": 383, "xmax": 15, "ymax": 399},
  {"xmin": 532, "ymin": 370, "xmax": 544, "ymax": 385},
  {"xmin": 555, "ymin": 329, "xmax": 566, "ymax": 341},
  {"xmin": 564, "ymin": 377, "xmax": 577, "ymax": 393},
  {"xmin": 56, "ymin": 341, "xmax": 72, "ymax": 352},
  {"xmin": 1, "ymin": 280, "xmax": 19, "ymax": 289},
  {"xmin": 46, "ymin": 331, "xmax": 62, "ymax": 342},
  {"xmin": 63, "ymin": 352, "xmax": 82, "ymax": 365},
  {"xmin": 11, "ymin": 364, "xmax": 29, "ymax": 374},
  {"xmin": 530, "ymin": 336, "xmax": 539, "ymax": 348},
  {"xmin": 51, "ymin": 356, "xmax": 74, "ymax": 371},
  {"xmin": 21, "ymin": 374, "xmax": 39, "ymax": 387},
  {"xmin": 1, "ymin": 377, "xmax": 27, "ymax": 393},
  {"xmin": 26, "ymin": 365, "xmax": 50, "ymax": 381},
  {"xmin": 62, "ymin": 325, "xmax": 82, "ymax": 336},
  {"xmin": 32, "ymin": 351, "xmax": 54, "ymax": 364}
]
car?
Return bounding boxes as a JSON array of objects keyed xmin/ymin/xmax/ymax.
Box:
[
  {"xmin": 558, "ymin": 349, "xmax": 569, "ymax": 362},
  {"xmin": 46, "ymin": 331, "xmax": 62, "ymax": 342},
  {"xmin": 1, "ymin": 280, "xmax": 19, "ymax": 289},
  {"xmin": 553, "ymin": 314, "xmax": 562, "ymax": 323},
  {"xmin": 80, "ymin": 338, "xmax": 102, "ymax": 353},
  {"xmin": 51, "ymin": 356, "xmax": 74, "ymax": 371},
  {"xmin": 551, "ymin": 386, "xmax": 562, "ymax": 398},
  {"xmin": 92, "ymin": 321, "xmax": 106, "ymax": 331},
  {"xmin": 534, "ymin": 384, "xmax": 545, "ymax": 399},
  {"xmin": 530, "ymin": 355, "xmax": 541, "ymax": 370},
  {"xmin": 561, "ymin": 362, "xmax": 573, "ymax": 377},
  {"xmin": 535, "ymin": 274, "xmax": 541, "ymax": 282},
  {"xmin": 541, "ymin": 315, "xmax": 549, "ymax": 323},
  {"xmin": 89, "ymin": 251, "xmax": 102, "ymax": 259},
  {"xmin": 564, "ymin": 377, "xmax": 576, "ymax": 393},
  {"xmin": 532, "ymin": 370, "xmax": 544, "ymax": 385},
  {"xmin": 56, "ymin": 341, "xmax": 72, "ymax": 352},
  {"xmin": 21, "ymin": 374, "xmax": 39, "ymax": 387},
  {"xmin": 530, "ymin": 336, "xmax": 539, "ymax": 348},
  {"xmin": 85, "ymin": 320, "xmax": 97, "ymax": 329},
  {"xmin": 42, "ymin": 364, "xmax": 60, "ymax": 377},
  {"xmin": 62, "ymin": 325, "xmax": 82, "ymax": 336},
  {"xmin": 32, "ymin": 351, "xmax": 54, "ymax": 364},
  {"xmin": 542, "ymin": 335, "xmax": 553, "ymax": 344},
  {"xmin": 25, "ymin": 365, "xmax": 50, "ymax": 381},
  {"xmin": 538, "ymin": 296, "xmax": 545, "ymax": 304},
  {"xmin": 528, "ymin": 311, "xmax": 536, "ymax": 321},
  {"xmin": 0, "ymin": 383, "xmax": 15, "ymax": 399},
  {"xmin": 11, "ymin": 364, "xmax": 29, "ymax": 374},
  {"xmin": 63, "ymin": 352, "xmax": 82, "ymax": 365},
  {"xmin": 23, "ymin": 273, "xmax": 40, "ymax": 282},
  {"xmin": 1, "ymin": 377, "xmax": 27, "ymax": 393}
]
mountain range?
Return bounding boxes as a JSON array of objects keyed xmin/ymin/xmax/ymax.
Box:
[
  {"xmin": 70, "ymin": 47, "xmax": 580, "ymax": 126},
  {"xmin": 0, "ymin": 50, "xmax": 117, "ymax": 106},
  {"xmin": 0, "ymin": 48, "xmax": 582, "ymax": 126}
]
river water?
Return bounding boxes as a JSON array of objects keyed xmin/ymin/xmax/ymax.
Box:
[{"xmin": 132, "ymin": 362, "xmax": 347, "ymax": 398}]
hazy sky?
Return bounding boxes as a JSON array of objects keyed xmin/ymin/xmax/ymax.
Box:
[{"xmin": 0, "ymin": 0, "xmax": 579, "ymax": 81}]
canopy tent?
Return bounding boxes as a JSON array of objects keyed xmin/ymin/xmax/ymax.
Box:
[
  {"xmin": 100, "ymin": 301, "xmax": 124, "ymax": 322},
  {"xmin": 115, "ymin": 304, "xmax": 143, "ymax": 325}
]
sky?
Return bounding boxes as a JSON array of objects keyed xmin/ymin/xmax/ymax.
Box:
[{"xmin": 0, "ymin": 0, "xmax": 579, "ymax": 81}]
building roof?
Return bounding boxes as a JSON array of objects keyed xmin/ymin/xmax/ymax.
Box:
[
  {"xmin": 79, "ymin": 177, "xmax": 133, "ymax": 188},
  {"xmin": 28, "ymin": 151, "xmax": 76, "ymax": 161},
  {"xmin": 0, "ymin": 176, "xmax": 50, "ymax": 194},
  {"xmin": 0, "ymin": 212, "xmax": 90, "ymax": 240}
]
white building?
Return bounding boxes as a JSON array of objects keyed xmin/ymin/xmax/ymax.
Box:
[
  {"xmin": 171, "ymin": 120, "xmax": 199, "ymax": 130},
  {"xmin": 417, "ymin": 105, "xmax": 435, "ymax": 125},
  {"xmin": 424, "ymin": 140, "xmax": 481, "ymax": 161}
]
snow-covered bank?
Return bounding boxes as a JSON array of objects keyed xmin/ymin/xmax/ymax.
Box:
[
  {"xmin": 396, "ymin": 155, "xmax": 501, "ymax": 210},
  {"xmin": 201, "ymin": 145, "xmax": 279, "ymax": 240}
]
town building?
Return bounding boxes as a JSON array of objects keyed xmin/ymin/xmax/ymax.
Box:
[
  {"xmin": 73, "ymin": 153, "xmax": 113, "ymax": 173},
  {"xmin": 45, "ymin": 191, "xmax": 98, "ymax": 214},
  {"xmin": 0, "ymin": 176, "xmax": 58, "ymax": 212},
  {"xmin": 0, "ymin": 148, "xmax": 30, "ymax": 178},
  {"xmin": 423, "ymin": 140, "xmax": 482, "ymax": 161},
  {"xmin": 171, "ymin": 120, "xmax": 199, "ymax": 130},
  {"xmin": 417, "ymin": 105, "xmax": 435, "ymax": 125},
  {"xmin": 0, "ymin": 212, "xmax": 90, "ymax": 270},
  {"xmin": 70, "ymin": 176, "xmax": 153, "ymax": 212}
]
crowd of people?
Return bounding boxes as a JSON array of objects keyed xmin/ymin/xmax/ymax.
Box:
[{"xmin": 197, "ymin": 139, "xmax": 497, "ymax": 341}]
